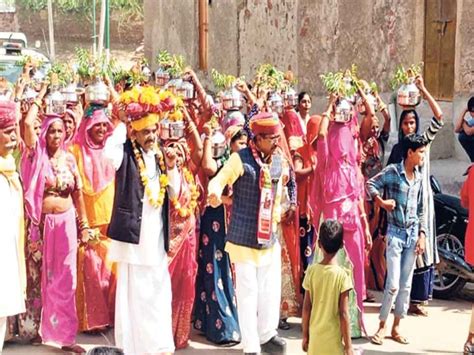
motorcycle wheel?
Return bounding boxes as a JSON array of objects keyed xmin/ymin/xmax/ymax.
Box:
[{"xmin": 433, "ymin": 233, "xmax": 467, "ymax": 299}]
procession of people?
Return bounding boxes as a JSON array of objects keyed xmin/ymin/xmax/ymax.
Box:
[{"xmin": 0, "ymin": 52, "xmax": 472, "ymax": 355}]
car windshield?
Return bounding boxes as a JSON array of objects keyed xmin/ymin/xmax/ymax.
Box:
[{"xmin": 0, "ymin": 60, "xmax": 23, "ymax": 83}]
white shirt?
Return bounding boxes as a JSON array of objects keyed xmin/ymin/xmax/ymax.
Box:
[
  {"xmin": 104, "ymin": 122, "xmax": 180, "ymax": 266},
  {"xmin": 0, "ymin": 174, "xmax": 25, "ymax": 317}
]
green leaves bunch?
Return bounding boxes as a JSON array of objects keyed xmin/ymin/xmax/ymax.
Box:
[
  {"xmin": 320, "ymin": 65, "xmax": 359, "ymax": 97},
  {"xmin": 253, "ymin": 64, "xmax": 285, "ymax": 91},
  {"xmin": 155, "ymin": 50, "xmax": 186, "ymax": 78},
  {"xmin": 47, "ymin": 61, "xmax": 75, "ymax": 86},
  {"xmin": 389, "ymin": 62, "xmax": 423, "ymax": 90},
  {"xmin": 211, "ymin": 69, "xmax": 241, "ymax": 91},
  {"xmin": 74, "ymin": 47, "xmax": 110, "ymax": 82}
]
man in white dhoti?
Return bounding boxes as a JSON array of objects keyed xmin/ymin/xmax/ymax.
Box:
[
  {"xmin": 105, "ymin": 88, "xmax": 180, "ymax": 355},
  {"xmin": 0, "ymin": 101, "xmax": 26, "ymax": 352}
]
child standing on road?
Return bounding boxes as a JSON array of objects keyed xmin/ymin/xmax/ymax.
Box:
[{"xmin": 302, "ymin": 219, "xmax": 353, "ymax": 355}]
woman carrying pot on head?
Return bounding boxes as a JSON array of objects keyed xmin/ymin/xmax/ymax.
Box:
[
  {"xmin": 193, "ymin": 118, "xmax": 247, "ymax": 345},
  {"xmin": 356, "ymin": 82, "xmax": 391, "ymax": 299},
  {"xmin": 386, "ymin": 75, "xmax": 443, "ymax": 317},
  {"xmin": 69, "ymin": 107, "xmax": 117, "ymax": 334},
  {"xmin": 316, "ymin": 93, "xmax": 373, "ymax": 338},
  {"xmin": 20, "ymin": 95, "xmax": 90, "ymax": 353},
  {"xmin": 163, "ymin": 107, "xmax": 202, "ymax": 349}
]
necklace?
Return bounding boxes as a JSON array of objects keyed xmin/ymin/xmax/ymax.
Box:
[
  {"xmin": 170, "ymin": 166, "xmax": 199, "ymax": 218},
  {"xmin": 132, "ymin": 140, "xmax": 168, "ymax": 208}
]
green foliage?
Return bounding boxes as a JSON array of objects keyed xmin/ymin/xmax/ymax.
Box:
[
  {"xmin": 47, "ymin": 61, "xmax": 75, "ymax": 85},
  {"xmin": 155, "ymin": 50, "xmax": 186, "ymax": 78},
  {"xmin": 211, "ymin": 69, "xmax": 240, "ymax": 91},
  {"xmin": 253, "ymin": 64, "xmax": 286, "ymax": 91},
  {"xmin": 74, "ymin": 47, "xmax": 112, "ymax": 81},
  {"xmin": 389, "ymin": 62, "xmax": 423, "ymax": 90},
  {"xmin": 17, "ymin": 0, "xmax": 143, "ymax": 22},
  {"xmin": 320, "ymin": 69, "xmax": 357, "ymax": 97}
]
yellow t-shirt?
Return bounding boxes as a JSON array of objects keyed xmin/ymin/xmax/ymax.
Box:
[{"xmin": 302, "ymin": 263, "xmax": 353, "ymax": 355}]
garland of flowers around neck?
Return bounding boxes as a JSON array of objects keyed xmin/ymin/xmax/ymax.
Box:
[
  {"xmin": 132, "ymin": 139, "xmax": 169, "ymax": 208},
  {"xmin": 170, "ymin": 166, "xmax": 199, "ymax": 218}
]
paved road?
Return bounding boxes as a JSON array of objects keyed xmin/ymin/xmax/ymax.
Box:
[{"xmin": 3, "ymin": 290, "xmax": 472, "ymax": 354}]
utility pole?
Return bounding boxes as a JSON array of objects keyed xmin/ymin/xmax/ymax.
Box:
[
  {"xmin": 47, "ymin": 0, "xmax": 55, "ymax": 61},
  {"xmin": 92, "ymin": 0, "xmax": 97, "ymax": 56},
  {"xmin": 98, "ymin": 0, "xmax": 106, "ymax": 56},
  {"xmin": 105, "ymin": 0, "xmax": 110, "ymax": 62}
]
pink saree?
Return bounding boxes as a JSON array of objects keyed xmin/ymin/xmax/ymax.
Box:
[{"xmin": 168, "ymin": 170, "xmax": 198, "ymax": 349}]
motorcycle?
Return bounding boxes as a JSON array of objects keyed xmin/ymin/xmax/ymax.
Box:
[{"xmin": 431, "ymin": 175, "xmax": 473, "ymax": 299}]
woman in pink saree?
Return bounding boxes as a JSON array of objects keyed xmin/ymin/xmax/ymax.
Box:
[
  {"xmin": 21, "ymin": 102, "xmax": 91, "ymax": 353},
  {"xmin": 167, "ymin": 139, "xmax": 199, "ymax": 349},
  {"xmin": 315, "ymin": 94, "xmax": 372, "ymax": 338}
]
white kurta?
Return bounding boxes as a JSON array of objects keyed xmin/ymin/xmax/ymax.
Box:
[
  {"xmin": 104, "ymin": 123, "xmax": 180, "ymax": 354},
  {"xmin": 0, "ymin": 174, "xmax": 25, "ymax": 318}
]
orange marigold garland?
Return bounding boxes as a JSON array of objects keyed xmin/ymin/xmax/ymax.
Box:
[
  {"xmin": 170, "ymin": 167, "xmax": 199, "ymax": 218},
  {"xmin": 132, "ymin": 140, "xmax": 169, "ymax": 208}
]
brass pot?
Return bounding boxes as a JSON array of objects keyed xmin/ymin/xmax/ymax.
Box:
[
  {"xmin": 166, "ymin": 78, "xmax": 182, "ymax": 95},
  {"xmin": 160, "ymin": 118, "xmax": 185, "ymax": 140}
]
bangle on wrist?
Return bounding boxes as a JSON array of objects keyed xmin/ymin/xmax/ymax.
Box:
[{"xmin": 33, "ymin": 99, "xmax": 41, "ymax": 109}]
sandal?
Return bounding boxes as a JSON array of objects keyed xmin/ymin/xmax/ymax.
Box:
[
  {"xmin": 364, "ymin": 292, "xmax": 376, "ymax": 303},
  {"xmin": 391, "ymin": 333, "xmax": 409, "ymax": 344},
  {"xmin": 61, "ymin": 344, "xmax": 86, "ymax": 353},
  {"xmin": 408, "ymin": 304, "xmax": 428, "ymax": 317},
  {"xmin": 370, "ymin": 333, "xmax": 384, "ymax": 345}
]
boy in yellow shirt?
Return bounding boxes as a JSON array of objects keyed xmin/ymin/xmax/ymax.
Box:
[{"xmin": 302, "ymin": 220, "xmax": 353, "ymax": 355}]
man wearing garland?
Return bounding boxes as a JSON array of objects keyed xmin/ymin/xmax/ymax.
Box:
[
  {"xmin": 105, "ymin": 87, "xmax": 180, "ymax": 354},
  {"xmin": 0, "ymin": 101, "xmax": 26, "ymax": 352},
  {"xmin": 208, "ymin": 112, "xmax": 292, "ymax": 355}
]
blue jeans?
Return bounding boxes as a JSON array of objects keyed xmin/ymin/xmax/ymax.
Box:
[{"xmin": 379, "ymin": 228, "xmax": 418, "ymax": 321}]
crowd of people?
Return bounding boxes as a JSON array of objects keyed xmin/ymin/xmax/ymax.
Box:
[{"xmin": 0, "ymin": 56, "xmax": 473, "ymax": 355}]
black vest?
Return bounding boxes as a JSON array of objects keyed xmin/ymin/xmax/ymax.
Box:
[
  {"xmin": 107, "ymin": 140, "xmax": 169, "ymax": 251},
  {"xmin": 226, "ymin": 147, "xmax": 282, "ymax": 249}
]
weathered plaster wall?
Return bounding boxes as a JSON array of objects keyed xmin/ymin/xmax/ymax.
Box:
[
  {"xmin": 144, "ymin": 0, "xmax": 198, "ymax": 70},
  {"xmin": 237, "ymin": 0, "xmax": 298, "ymax": 78},
  {"xmin": 144, "ymin": 0, "xmax": 473, "ymax": 160},
  {"xmin": 455, "ymin": 0, "xmax": 474, "ymax": 93},
  {"xmin": 297, "ymin": 0, "xmax": 422, "ymax": 96}
]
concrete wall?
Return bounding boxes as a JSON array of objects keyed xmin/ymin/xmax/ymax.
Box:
[
  {"xmin": 0, "ymin": 11, "xmax": 18, "ymax": 32},
  {"xmin": 144, "ymin": 0, "xmax": 474, "ymax": 160}
]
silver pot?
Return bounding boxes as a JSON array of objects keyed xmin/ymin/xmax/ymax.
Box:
[
  {"xmin": 269, "ymin": 92, "xmax": 283, "ymax": 114},
  {"xmin": 334, "ymin": 99, "xmax": 352, "ymax": 123},
  {"xmin": 85, "ymin": 80, "xmax": 110, "ymax": 105},
  {"xmin": 397, "ymin": 82, "xmax": 421, "ymax": 107},
  {"xmin": 23, "ymin": 86, "xmax": 38, "ymax": 101},
  {"xmin": 221, "ymin": 88, "xmax": 243, "ymax": 110},
  {"xmin": 155, "ymin": 68, "xmax": 171, "ymax": 87},
  {"xmin": 165, "ymin": 78, "xmax": 182, "ymax": 95},
  {"xmin": 160, "ymin": 118, "xmax": 185, "ymax": 140},
  {"xmin": 211, "ymin": 128, "xmax": 226, "ymax": 158},
  {"xmin": 176, "ymin": 80, "xmax": 194, "ymax": 101},
  {"xmin": 283, "ymin": 87, "xmax": 298, "ymax": 107},
  {"xmin": 45, "ymin": 90, "xmax": 66, "ymax": 115},
  {"xmin": 61, "ymin": 83, "xmax": 79, "ymax": 104},
  {"xmin": 356, "ymin": 93, "xmax": 376, "ymax": 114}
]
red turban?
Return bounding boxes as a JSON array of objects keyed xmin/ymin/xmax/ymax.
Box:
[
  {"xmin": 249, "ymin": 112, "xmax": 282, "ymax": 136},
  {"xmin": 0, "ymin": 101, "xmax": 17, "ymax": 129}
]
